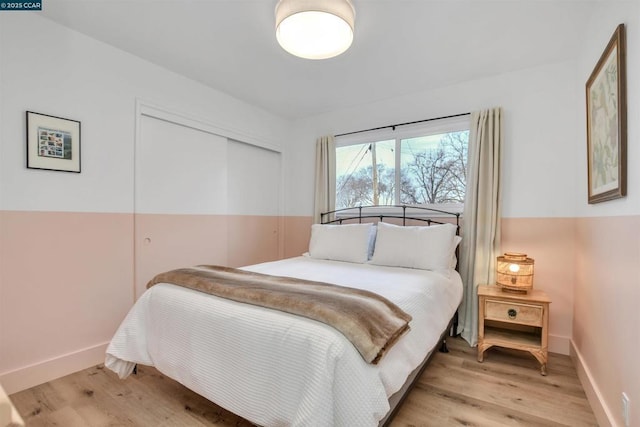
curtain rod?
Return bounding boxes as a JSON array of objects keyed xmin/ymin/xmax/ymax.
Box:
[{"xmin": 334, "ymin": 112, "xmax": 470, "ymax": 138}]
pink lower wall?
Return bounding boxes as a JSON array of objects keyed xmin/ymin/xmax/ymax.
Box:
[
  {"xmin": 134, "ymin": 214, "xmax": 283, "ymax": 298},
  {"xmin": 3, "ymin": 210, "xmax": 630, "ymax": 425},
  {"xmin": 227, "ymin": 215, "xmax": 282, "ymax": 268},
  {"xmin": 283, "ymin": 216, "xmax": 313, "ymax": 258},
  {"xmin": 0, "ymin": 211, "xmax": 287, "ymax": 394},
  {"xmin": 573, "ymin": 216, "xmax": 640, "ymax": 427},
  {"xmin": 133, "ymin": 214, "xmax": 230, "ymax": 299},
  {"xmin": 0, "ymin": 211, "xmax": 134, "ymax": 392}
]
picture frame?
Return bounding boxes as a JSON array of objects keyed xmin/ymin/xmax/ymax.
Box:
[
  {"xmin": 26, "ymin": 111, "xmax": 81, "ymax": 173},
  {"xmin": 586, "ymin": 23, "xmax": 626, "ymax": 204}
]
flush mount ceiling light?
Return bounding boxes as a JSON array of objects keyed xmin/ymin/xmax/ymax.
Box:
[{"xmin": 275, "ymin": 0, "xmax": 355, "ymax": 60}]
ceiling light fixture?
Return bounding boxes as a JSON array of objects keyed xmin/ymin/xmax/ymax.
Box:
[{"xmin": 275, "ymin": 0, "xmax": 355, "ymax": 60}]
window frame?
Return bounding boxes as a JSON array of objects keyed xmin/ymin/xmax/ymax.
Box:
[{"xmin": 335, "ymin": 115, "xmax": 470, "ymax": 215}]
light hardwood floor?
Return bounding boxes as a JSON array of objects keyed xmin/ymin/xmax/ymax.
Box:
[{"xmin": 10, "ymin": 337, "xmax": 597, "ymax": 426}]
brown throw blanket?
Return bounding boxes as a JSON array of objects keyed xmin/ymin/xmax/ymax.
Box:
[{"xmin": 147, "ymin": 265, "xmax": 412, "ymax": 364}]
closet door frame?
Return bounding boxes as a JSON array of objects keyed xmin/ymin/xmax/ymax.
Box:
[{"xmin": 133, "ymin": 99, "xmax": 285, "ymax": 300}]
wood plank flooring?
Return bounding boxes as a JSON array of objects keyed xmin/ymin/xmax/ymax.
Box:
[{"xmin": 9, "ymin": 337, "xmax": 597, "ymax": 426}]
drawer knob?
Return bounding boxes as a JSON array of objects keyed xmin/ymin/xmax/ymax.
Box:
[{"xmin": 507, "ymin": 308, "xmax": 517, "ymax": 319}]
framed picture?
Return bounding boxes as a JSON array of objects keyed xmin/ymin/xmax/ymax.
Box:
[
  {"xmin": 586, "ymin": 23, "xmax": 626, "ymax": 204},
  {"xmin": 26, "ymin": 111, "xmax": 81, "ymax": 173}
]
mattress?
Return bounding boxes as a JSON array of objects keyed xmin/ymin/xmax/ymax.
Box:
[{"xmin": 106, "ymin": 256, "xmax": 463, "ymax": 426}]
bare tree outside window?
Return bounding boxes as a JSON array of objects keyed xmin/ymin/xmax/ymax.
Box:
[
  {"xmin": 401, "ymin": 131, "xmax": 469, "ymax": 204},
  {"xmin": 335, "ymin": 131, "xmax": 468, "ymax": 209},
  {"xmin": 336, "ymin": 140, "xmax": 395, "ymax": 209},
  {"xmin": 336, "ymin": 164, "xmax": 397, "ymax": 208}
]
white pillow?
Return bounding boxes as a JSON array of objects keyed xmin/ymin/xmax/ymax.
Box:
[
  {"xmin": 308, "ymin": 223, "xmax": 373, "ymax": 264},
  {"xmin": 370, "ymin": 222, "xmax": 457, "ymax": 270}
]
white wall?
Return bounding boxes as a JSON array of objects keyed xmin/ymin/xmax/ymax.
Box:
[
  {"xmin": 287, "ymin": 60, "xmax": 580, "ymax": 219},
  {"xmin": 0, "ymin": 13, "xmax": 290, "ymax": 214},
  {"xmin": 576, "ymin": 1, "xmax": 640, "ymax": 218}
]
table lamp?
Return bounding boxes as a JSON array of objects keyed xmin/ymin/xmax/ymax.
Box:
[{"xmin": 496, "ymin": 252, "xmax": 534, "ymax": 293}]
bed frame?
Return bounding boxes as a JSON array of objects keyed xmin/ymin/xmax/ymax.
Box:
[{"xmin": 320, "ymin": 205, "xmax": 462, "ymax": 427}]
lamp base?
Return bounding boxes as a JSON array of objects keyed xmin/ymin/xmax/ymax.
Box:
[{"xmin": 497, "ymin": 284, "xmax": 531, "ymax": 294}]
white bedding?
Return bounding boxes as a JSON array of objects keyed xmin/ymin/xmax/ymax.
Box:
[{"xmin": 105, "ymin": 256, "xmax": 463, "ymax": 426}]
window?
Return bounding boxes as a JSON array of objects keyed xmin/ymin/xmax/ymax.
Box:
[{"xmin": 335, "ymin": 116, "xmax": 469, "ymax": 211}]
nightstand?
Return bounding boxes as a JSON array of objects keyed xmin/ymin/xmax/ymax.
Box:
[{"xmin": 477, "ymin": 285, "xmax": 551, "ymax": 375}]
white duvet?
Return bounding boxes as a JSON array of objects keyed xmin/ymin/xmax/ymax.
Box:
[{"xmin": 105, "ymin": 256, "xmax": 462, "ymax": 426}]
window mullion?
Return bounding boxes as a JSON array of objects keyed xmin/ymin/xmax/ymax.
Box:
[{"xmin": 395, "ymin": 138, "xmax": 401, "ymax": 205}]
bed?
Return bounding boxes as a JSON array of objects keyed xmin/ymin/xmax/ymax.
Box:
[{"xmin": 106, "ymin": 206, "xmax": 463, "ymax": 426}]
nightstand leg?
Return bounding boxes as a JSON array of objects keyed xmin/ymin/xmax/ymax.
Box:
[{"xmin": 541, "ymin": 364, "xmax": 547, "ymax": 376}]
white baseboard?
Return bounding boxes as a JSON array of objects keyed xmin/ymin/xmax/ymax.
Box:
[
  {"xmin": 0, "ymin": 342, "xmax": 108, "ymax": 395},
  {"xmin": 570, "ymin": 340, "xmax": 614, "ymax": 427},
  {"xmin": 549, "ymin": 333, "xmax": 570, "ymax": 355}
]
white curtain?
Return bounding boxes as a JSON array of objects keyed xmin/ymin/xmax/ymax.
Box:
[
  {"xmin": 458, "ymin": 107, "xmax": 503, "ymax": 346},
  {"xmin": 313, "ymin": 136, "xmax": 336, "ymax": 224}
]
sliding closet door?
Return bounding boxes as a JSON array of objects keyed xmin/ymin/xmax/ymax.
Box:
[
  {"xmin": 134, "ymin": 115, "xmax": 228, "ymax": 299},
  {"xmin": 227, "ymin": 139, "xmax": 282, "ymax": 267}
]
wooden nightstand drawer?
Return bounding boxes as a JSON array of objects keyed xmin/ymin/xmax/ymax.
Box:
[{"xmin": 485, "ymin": 299, "xmax": 543, "ymax": 326}]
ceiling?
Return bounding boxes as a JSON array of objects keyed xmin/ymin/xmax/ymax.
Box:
[{"xmin": 41, "ymin": 1, "xmax": 595, "ymax": 120}]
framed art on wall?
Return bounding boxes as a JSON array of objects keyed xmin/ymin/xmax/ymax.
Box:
[
  {"xmin": 585, "ymin": 23, "xmax": 626, "ymax": 204},
  {"xmin": 26, "ymin": 111, "xmax": 81, "ymax": 173}
]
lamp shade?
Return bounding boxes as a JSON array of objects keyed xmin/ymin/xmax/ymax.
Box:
[
  {"xmin": 275, "ymin": 0, "xmax": 355, "ymax": 60},
  {"xmin": 496, "ymin": 252, "xmax": 534, "ymax": 293}
]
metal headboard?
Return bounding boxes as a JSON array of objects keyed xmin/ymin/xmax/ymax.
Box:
[{"xmin": 320, "ymin": 205, "xmax": 461, "ymax": 234}]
